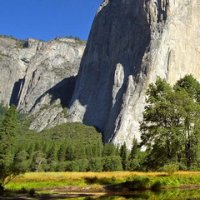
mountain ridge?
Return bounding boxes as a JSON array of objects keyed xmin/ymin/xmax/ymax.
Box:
[{"xmin": 0, "ymin": 35, "xmax": 86, "ymax": 131}]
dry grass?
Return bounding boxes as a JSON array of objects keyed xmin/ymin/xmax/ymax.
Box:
[
  {"xmin": 175, "ymin": 171, "xmax": 200, "ymax": 175},
  {"xmin": 12, "ymin": 171, "xmax": 200, "ymax": 182},
  {"xmin": 14, "ymin": 171, "xmax": 161, "ymax": 182}
]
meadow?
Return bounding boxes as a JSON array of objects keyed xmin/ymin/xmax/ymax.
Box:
[{"xmin": 6, "ymin": 171, "xmax": 200, "ymax": 191}]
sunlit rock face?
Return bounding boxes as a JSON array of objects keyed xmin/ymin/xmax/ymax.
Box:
[
  {"xmin": 0, "ymin": 36, "xmax": 85, "ymax": 131},
  {"xmin": 68, "ymin": 0, "xmax": 200, "ymax": 148}
]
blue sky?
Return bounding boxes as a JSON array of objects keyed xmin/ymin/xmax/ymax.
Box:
[{"xmin": 0, "ymin": 0, "xmax": 102, "ymax": 41}]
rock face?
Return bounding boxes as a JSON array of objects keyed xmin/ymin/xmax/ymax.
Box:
[
  {"xmin": 68, "ymin": 0, "xmax": 200, "ymax": 148},
  {"xmin": 0, "ymin": 36, "xmax": 85, "ymax": 131}
]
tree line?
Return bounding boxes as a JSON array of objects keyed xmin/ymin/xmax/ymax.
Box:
[{"xmin": 0, "ymin": 105, "xmax": 141, "ymax": 187}]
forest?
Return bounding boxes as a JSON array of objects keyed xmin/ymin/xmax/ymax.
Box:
[{"xmin": 1, "ymin": 75, "xmax": 200, "ymax": 188}]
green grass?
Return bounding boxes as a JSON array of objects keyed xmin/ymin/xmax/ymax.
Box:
[
  {"xmin": 7, "ymin": 181, "xmax": 74, "ymax": 190},
  {"xmin": 6, "ymin": 180, "xmax": 86, "ymax": 191},
  {"xmin": 150, "ymin": 174, "xmax": 200, "ymax": 187},
  {"xmin": 5, "ymin": 171, "xmax": 200, "ymax": 192}
]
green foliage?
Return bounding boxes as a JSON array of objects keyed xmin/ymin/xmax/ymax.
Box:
[
  {"xmin": 103, "ymin": 156, "xmax": 123, "ymax": 171},
  {"xmin": 127, "ymin": 138, "xmax": 142, "ymax": 171},
  {"xmin": 0, "ymin": 106, "xmax": 127, "ymax": 174},
  {"xmin": 1, "ymin": 105, "xmax": 19, "ymax": 137},
  {"xmin": 129, "ymin": 138, "xmax": 139, "ymax": 160},
  {"xmin": 65, "ymin": 161, "xmax": 80, "ymax": 171},
  {"xmin": 141, "ymin": 75, "xmax": 200, "ymax": 170},
  {"xmin": 13, "ymin": 122, "xmax": 106, "ymax": 172},
  {"xmin": 174, "ymin": 74, "xmax": 200, "ymax": 101},
  {"xmin": 13, "ymin": 150, "xmax": 29, "ymax": 173},
  {"xmin": 0, "ymin": 109, "xmax": 123, "ymax": 173},
  {"xmin": 0, "ymin": 104, "xmax": 7, "ymax": 123},
  {"xmin": 75, "ymin": 159, "xmax": 89, "ymax": 172},
  {"xmin": 0, "ymin": 105, "xmax": 22, "ymax": 187},
  {"xmin": 31, "ymin": 151, "xmax": 47, "ymax": 172},
  {"xmin": 88, "ymin": 158, "xmax": 103, "ymax": 172},
  {"xmin": 6, "ymin": 76, "xmax": 200, "ymax": 175},
  {"xmin": 120, "ymin": 142, "xmax": 128, "ymax": 170},
  {"xmin": 162, "ymin": 163, "xmax": 179, "ymax": 175},
  {"xmin": 127, "ymin": 159, "xmax": 141, "ymax": 171},
  {"xmin": 103, "ymin": 143, "xmax": 117, "ymax": 156}
]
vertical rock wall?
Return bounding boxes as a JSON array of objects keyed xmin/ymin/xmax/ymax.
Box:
[{"xmin": 69, "ymin": 0, "xmax": 200, "ymax": 148}]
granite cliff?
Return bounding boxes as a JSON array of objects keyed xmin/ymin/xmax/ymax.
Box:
[
  {"xmin": 0, "ymin": 36, "xmax": 85, "ymax": 131},
  {"xmin": 68, "ymin": 0, "xmax": 200, "ymax": 148}
]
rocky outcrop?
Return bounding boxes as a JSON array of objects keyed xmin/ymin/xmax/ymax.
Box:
[
  {"xmin": 68, "ymin": 0, "xmax": 200, "ymax": 148},
  {"xmin": 0, "ymin": 36, "xmax": 85, "ymax": 130}
]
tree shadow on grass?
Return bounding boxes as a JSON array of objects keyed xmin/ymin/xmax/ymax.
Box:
[
  {"xmin": 84, "ymin": 176, "xmax": 151, "ymax": 191},
  {"xmin": 84, "ymin": 177, "xmax": 117, "ymax": 185}
]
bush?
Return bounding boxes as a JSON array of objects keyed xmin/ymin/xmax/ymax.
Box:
[
  {"xmin": 75, "ymin": 159, "xmax": 89, "ymax": 172},
  {"xmin": 66, "ymin": 161, "xmax": 80, "ymax": 172},
  {"xmin": 162, "ymin": 163, "xmax": 179, "ymax": 175},
  {"xmin": 88, "ymin": 158, "xmax": 103, "ymax": 172},
  {"xmin": 56, "ymin": 161, "xmax": 66, "ymax": 172},
  {"xmin": 127, "ymin": 159, "xmax": 141, "ymax": 171},
  {"xmin": 103, "ymin": 156, "xmax": 122, "ymax": 171}
]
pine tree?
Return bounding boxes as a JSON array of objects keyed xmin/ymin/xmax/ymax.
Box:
[
  {"xmin": 127, "ymin": 138, "xmax": 141, "ymax": 171},
  {"xmin": 57, "ymin": 144, "xmax": 66, "ymax": 162},
  {"xmin": 120, "ymin": 142, "xmax": 128, "ymax": 170},
  {"xmin": 0, "ymin": 105, "xmax": 20, "ymax": 187},
  {"xmin": 129, "ymin": 138, "xmax": 139, "ymax": 160},
  {"xmin": 47, "ymin": 145, "xmax": 58, "ymax": 171},
  {"xmin": 13, "ymin": 150, "xmax": 29, "ymax": 173}
]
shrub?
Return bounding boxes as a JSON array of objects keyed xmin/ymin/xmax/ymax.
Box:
[
  {"xmin": 56, "ymin": 162, "xmax": 66, "ymax": 172},
  {"xmin": 162, "ymin": 163, "xmax": 179, "ymax": 175},
  {"xmin": 88, "ymin": 158, "xmax": 103, "ymax": 172},
  {"xmin": 127, "ymin": 159, "xmax": 141, "ymax": 171},
  {"xmin": 103, "ymin": 156, "xmax": 122, "ymax": 171}
]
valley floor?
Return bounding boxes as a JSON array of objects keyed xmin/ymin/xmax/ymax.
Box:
[{"xmin": 2, "ymin": 171, "xmax": 200, "ymax": 199}]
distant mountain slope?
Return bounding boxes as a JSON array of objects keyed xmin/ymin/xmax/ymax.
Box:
[{"xmin": 0, "ymin": 35, "xmax": 86, "ymax": 131}]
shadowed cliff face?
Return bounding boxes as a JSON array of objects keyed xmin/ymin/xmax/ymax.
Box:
[
  {"xmin": 69, "ymin": 0, "xmax": 200, "ymax": 148},
  {"xmin": 69, "ymin": 0, "xmax": 151, "ymax": 144}
]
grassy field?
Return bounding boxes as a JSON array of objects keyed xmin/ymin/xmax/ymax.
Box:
[{"xmin": 5, "ymin": 171, "xmax": 200, "ymax": 191}]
